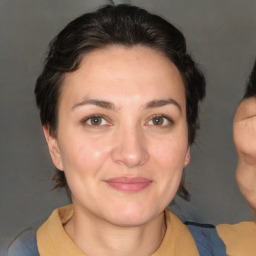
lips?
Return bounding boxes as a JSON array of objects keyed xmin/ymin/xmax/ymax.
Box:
[{"xmin": 104, "ymin": 177, "xmax": 152, "ymax": 192}]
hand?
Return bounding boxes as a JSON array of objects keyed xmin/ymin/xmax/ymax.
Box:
[{"xmin": 233, "ymin": 97, "xmax": 256, "ymax": 219}]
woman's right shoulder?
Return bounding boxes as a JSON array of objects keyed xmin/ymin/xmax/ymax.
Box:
[{"xmin": 8, "ymin": 229, "xmax": 39, "ymax": 256}]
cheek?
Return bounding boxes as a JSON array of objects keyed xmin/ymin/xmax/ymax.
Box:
[
  {"xmin": 58, "ymin": 133, "xmax": 112, "ymax": 175},
  {"xmin": 151, "ymin": 136, "xmax": 188, "ymax": 170},
  {"xmin": 147, "ymin": 137, "xmax": 187, "ymax": 208},
  {"xmin": 149, "ymin": 130, "xmax": 188, "ymax": 195}
]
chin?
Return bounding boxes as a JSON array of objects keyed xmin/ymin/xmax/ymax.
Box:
[
  {"xmin": 103, "ymin": 203, "xmax": 162, "ymax": 227},
  {"xmin": 107, "ymin": 214, "xmax": 151, "ymax": 227}
]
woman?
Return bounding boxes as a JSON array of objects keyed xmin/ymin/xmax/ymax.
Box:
[{"xmin": 9, "ymin": 4, "xmax": 256, "ymax": 256}]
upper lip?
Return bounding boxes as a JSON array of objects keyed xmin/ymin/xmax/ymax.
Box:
[{"xmin": 104, "ymin": 177, "xmax": 152, "ymax": 183}]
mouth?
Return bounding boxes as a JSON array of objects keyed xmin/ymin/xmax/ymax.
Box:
[{"xmin": 104, "ymin": 177, "xmax": 153, "ymax": 192}]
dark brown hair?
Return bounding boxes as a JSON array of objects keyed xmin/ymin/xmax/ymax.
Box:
[
  {"xmin": 35, "ymin": 4, "xmax": 206, "ymax": 200},
  {"xmin": 244, "ymin": 59, "xmax": 256, "ymax": 98}
]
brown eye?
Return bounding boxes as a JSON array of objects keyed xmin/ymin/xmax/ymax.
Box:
[
  {"xmin": 85, "ymin": 116, "xmax": 106, "ymax": 126},
  {"xmin": 90, "ymin": 116, "xmax": 102, "ymax": 125},
  {"xmin": 147, "ymin": 115, "xmax": 173, "ymax": 127},
  {"xmin": 152, "ymin": 116, "xmax": 164, "ymax": 125}
]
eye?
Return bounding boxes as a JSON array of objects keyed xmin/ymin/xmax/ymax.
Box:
[
  {"xmin": 148, "ymin": 115, "xmax": 173, "ymax": 126},
  {"xmin": 83, "ymin": 115, "xmax": 108, "ymax": 126}
]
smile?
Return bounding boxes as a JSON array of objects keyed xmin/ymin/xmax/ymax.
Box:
[{"xmin": 104, "ymin": 177, "xmax": 153, "ymax": 192}]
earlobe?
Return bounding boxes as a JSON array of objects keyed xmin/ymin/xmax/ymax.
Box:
[
  {"xmin": 43, "ymin": 126, "xmax": 64, "ymax": 171},
  {"xmin": 184, "ymin": 147, "xmax": 191, "ymax": 167}
]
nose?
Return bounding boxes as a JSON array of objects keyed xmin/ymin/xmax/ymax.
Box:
[{"xmin": 111, "ymin": 125, "xmax": 149, "ymax": 168}]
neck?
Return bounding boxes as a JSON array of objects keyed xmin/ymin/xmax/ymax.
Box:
[{"xmin": 64, "ymin": 205, "xmax": 166, "ymax": 256}]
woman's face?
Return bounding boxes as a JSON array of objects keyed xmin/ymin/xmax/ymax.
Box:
[{"xmin": 45, "ymin": 45, "xmax": 190, "ymax": 226}]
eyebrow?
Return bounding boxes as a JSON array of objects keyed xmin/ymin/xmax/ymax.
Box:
[
  {"xmin": 72, "ymin": 98, "xmax": 116, "ymax": 110},
  {"xmin": 71, "ymin": 98, "xmax": 182, "ymax": 112},
  {"xmin": 146, "ymin": 99, "xmax": 182, "ymax": 113}
]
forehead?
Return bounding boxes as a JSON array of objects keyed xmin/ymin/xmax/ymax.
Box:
[{"xmin": 60, "ymin": 45, "xmax": 186, "ymax": 109}]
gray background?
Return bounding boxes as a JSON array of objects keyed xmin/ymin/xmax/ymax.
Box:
[{"xmin": 1, "ymin": 0, "xmax": 256, "ymax": 254}]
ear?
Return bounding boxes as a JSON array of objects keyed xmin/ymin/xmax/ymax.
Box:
[
  {"xmin": 43, "ymin": 126, "xmax": 64, "ymax": 171},
  {"xmin": 184, "ymin": 147, "xmax": 191, "ymax": 167}
]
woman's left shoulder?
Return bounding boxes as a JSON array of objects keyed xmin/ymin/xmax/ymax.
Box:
[{"xmin": 217, "ymin": 221, "xmax": 256, "ymax": 255}]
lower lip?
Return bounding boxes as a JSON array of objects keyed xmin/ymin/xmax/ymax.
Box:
[{"xmin": 105, "ymin": 180, "xmax": 152, "ymax": 192}]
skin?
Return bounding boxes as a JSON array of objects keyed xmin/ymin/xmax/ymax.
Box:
[
  {"xmin": 44, "ymin": 45, "xmax": 190, "ymax": 256},
  {"xmin": 233, "ymin": 97, "xmax": 256, "ymax": 219}
]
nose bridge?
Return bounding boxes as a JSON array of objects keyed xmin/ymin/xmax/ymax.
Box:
[{"xmin": 111, "ymin": 122, "xmax": 149, "ymax": 167}]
